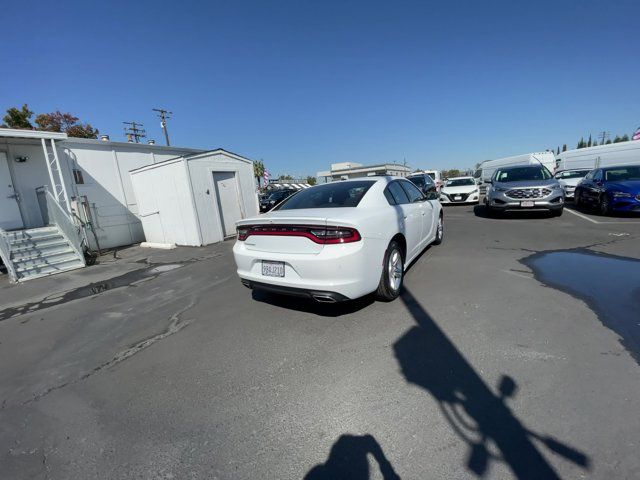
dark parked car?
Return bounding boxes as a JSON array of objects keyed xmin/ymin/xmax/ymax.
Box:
[
  {"xmin": 574, "ymin": 165, "xmax": 640, "ymax": 214},
  {"xmin": 259, "ymin": 189, "xmax": 298, "ymax": 212},
  {"xmin": 407, "ymin": 173, "xmax": 438, "ymax": 198}
]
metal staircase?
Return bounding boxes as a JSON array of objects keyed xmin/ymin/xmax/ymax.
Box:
[{"xmin": 1, "ymin": 226, "xmax": 85, "ymax": 282}]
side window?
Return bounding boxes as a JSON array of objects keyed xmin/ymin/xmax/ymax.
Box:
[
  {"xmin": 387, "ymin": 181, "xmax": 410, "ymax": 205},
  {"xmin": 399, "ymin": 180, "xmax": 424, "ymax": 203},
  {"xmin": 593, "ymin": 170, "xmax": 603, "ymax": 182},
  {"xmin": 584, "ymin": 171, "xmax": 594, "ymax": 180},
  {"xmin": 383, "ymin": 187, "xmax": 396, "ymax": 205}
]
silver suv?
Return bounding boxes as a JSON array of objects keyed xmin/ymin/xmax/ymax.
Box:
[{"xmin": 485, "ymin": 165, "xmax": 564, "ymax": 216}]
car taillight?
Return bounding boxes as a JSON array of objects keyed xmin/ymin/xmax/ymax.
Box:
[
  {"xmin": 237, "ymin": 227, "xmax": 250, "ymax": 241},
  {"xmin": 308, "ymin": 227, "xmax": 361, "ymax": 244},
  {"xmin": 235, "ymin": 225, "xmax": 361, "ymax": 244}
]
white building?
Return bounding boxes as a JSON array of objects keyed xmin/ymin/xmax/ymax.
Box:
[
  {"xmin": 130, "ymin": 150, "xmax": 258, "ymax": 246},
  {"xmin": 0, "ymin": 128, "xmax": 255, "ymax": 281},
  {"xmin": 317, "ymin": 162, "xmax": 411, "ymax": 182}
]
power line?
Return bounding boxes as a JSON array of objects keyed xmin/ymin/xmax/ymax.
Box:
[
  {"xmin": 123, "ymin": 121, "xmax": 146, "ymax": 143},
  {"xmin": 153, "ymin": 108, "xmax": 172, "ymax": 146},
  {"xmin": 598, "ymin": 131, "xmax": 610, "ymax": 145}
]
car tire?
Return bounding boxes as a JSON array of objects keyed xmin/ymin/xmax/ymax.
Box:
[
  {"xmin": 599, "ymin": 195, "xmax": 611, "ymax": 216},
  {"xmin": 574, "ymin": 191, "xmax": 581, "ymax": 207},
  {"xmin": 486, "ymin": 206, "xmax": 500, "ymax": 217},
  {"xmin": 375, "ymin": 240, "xmax": 404, "ymax": 302},
  {"xmin": 432, "ymin": 214, "xmax": 444, "ymax": 245},
  {"xmin": 552, "ymin": 207, "xmax": 563, "ymax": 217}
]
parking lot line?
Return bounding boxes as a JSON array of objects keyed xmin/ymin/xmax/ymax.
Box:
[
  {"xmin": 565, "ymin": 208, "xmax": 600, "ymax": 224},
  {"xmin": 565, "ymin": 207, "xmax": 640, "ymax": 225}
]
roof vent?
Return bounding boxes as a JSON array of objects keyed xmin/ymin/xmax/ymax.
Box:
[
  {"xmin": 100, "ymin": 134, "xmax": 110, "ymax": 141},
  {"xmin": 148, "ymin": 139, "xmax": 156, "ymax": 145}
]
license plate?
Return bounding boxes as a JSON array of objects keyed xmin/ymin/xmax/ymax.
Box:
[
  {"xmin": 262, "ymin": 260, "xmax": 285, "ymax": 277},
  {"xmin": 521, "ymin": 201, "xmax": 535, "ymax": 207},
  {"xmin": 454, "ymin": 196, "xmax": 462, "ymax": 200}
]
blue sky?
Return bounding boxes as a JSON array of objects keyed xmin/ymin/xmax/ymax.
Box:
[{"xmin": 2, "ymin": 0, "xmax": 638, "ymax": 176}]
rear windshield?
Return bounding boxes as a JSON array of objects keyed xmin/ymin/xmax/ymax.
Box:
[
  {"xmin": 446, "ymin": 178, "xmax": 475, "ymax": 186},
  {"xmin": 604, "ymin": 167, "xmax": 640, "ymax": 181},
  {"xmin": 407, "ymin": 176, "xmax": 426, "ymax": 188},
  {"xmin": 494, "ymin": 166, "xmax": 552, "ymax": 182},
  {"xmin": 276, "ymin": 181, "xmax": 374, "ymax": 210}
]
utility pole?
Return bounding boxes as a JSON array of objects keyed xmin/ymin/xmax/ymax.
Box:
[
  {"xmin": 153, "ymin": 108, "xmax": 172, "ymax": 146},
  {"xmin": 598, "ymin": 131, "xmax": 610, "ymax": 145},
  {"xmin": 123, "ymin": 121, "xmax": 146, "ymax": 143}
]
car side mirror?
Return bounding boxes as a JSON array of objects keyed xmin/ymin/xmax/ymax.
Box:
[{"xmin": 486, "ymin": 180, "xmax": 493, "ymax": 184}]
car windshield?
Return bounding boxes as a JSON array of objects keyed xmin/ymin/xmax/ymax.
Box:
[
  {"xmin": 604, "ymin": 167, "xmax": 640, "ymax": 181},
  {"xmin": 494, "ymin": 166, "xmax": 552, "ymax": 182},
  {"xmin": 276, "ymin": 181, "xmax": 374, "ymax": 209},
  {"xmin": 446, "ymin": 178, "xmax": 475, "ymax": 187},
  {"xmin": 408, "ymin": 176, "xmax": 426, "ymax": 188},
  {"xmin": 557, "ymin": 170, "xmax": 589, "ymax": 179},
  {"xmin": 427, "ymin": 172, "xmax": 436, "ymax": 180}
]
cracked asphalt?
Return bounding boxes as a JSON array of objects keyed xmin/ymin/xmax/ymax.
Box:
[{"xmin": 1, "ymin": 203, "xmax": 639, "ymax": 479}]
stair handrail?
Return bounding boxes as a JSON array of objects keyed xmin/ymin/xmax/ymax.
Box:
[
  {"xmin": 0, "ymin": 227, "xmax": 18, "ymax": 282},
  {"xmin": 36, "ymin": 186, "xmax": 86, "ymax": 267}
]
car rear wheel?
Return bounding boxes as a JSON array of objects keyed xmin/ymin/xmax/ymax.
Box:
[
  {"xmin": 376, "ymin": 240, "xmax": 404, "ymax": 302},
  {"xmin": 599, "ymin": 195, "xmax": 611, "ymax": 215},
  {"xmin": 432, "ymin": 215, "xmax": 444, "ymax": 245}
]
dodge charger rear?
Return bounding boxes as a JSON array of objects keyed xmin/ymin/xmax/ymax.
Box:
[{"xmin": 233, "ymin": 178, "xmax": 443, "ymax": 302}]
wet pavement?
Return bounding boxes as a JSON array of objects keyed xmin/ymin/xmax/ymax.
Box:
[{"xmin": 524, "ymin": 249, "xmax": 640, "ymax": 364}]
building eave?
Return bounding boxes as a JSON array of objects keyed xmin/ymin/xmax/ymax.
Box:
[{"xmin": 0, "ymin": 128, "xmax": 68, "ymax": 141}]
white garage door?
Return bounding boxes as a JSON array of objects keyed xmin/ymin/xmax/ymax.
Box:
[{"xmin": 212, "ymin": 172, "xmax": 242, "ymax": 238}]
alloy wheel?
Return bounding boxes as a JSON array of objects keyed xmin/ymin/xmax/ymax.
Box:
[{"xmin": 388, "ymin": 249, "xmax": 403, "ymax": 292}]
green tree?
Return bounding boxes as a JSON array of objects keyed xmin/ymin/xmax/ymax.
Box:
[
  {"xmin": 253, "ymin": 160, "xmax": 265, "ymax": 187},
  {"xmin": 613, "ymin": 135, "xmax": 622, "ymax": 143},
  {"xmin": 621, "ymin": 134, "xmax": 630, "ymax": 142},
  {"xmin": 306, "ymin": 176, "xmax": 317, "ymax": 186},
  {"xmin": 605, "ymin": 139, "xmax": 612, "ymax": 145},
  {"xmin": 2, "ymin": 104, "xmax": 34, "ymax": 129},
  {"xmin": 278, "ymin": 174, "xmax": 293, "ymax": 181},
  {"xmin": 562, "ymin": 144, "xmax": 567, "ymax": 152},
  {"xmin": 577, "ymin": 138, "xmax": 585, "ymax": 149},
  {"xmin": 587, "ymin": 134, "xmax": 592, "ymax": 147},
  {"xmin": 592, "ymin": 140, "xmax": 598, "ymax": 146}
]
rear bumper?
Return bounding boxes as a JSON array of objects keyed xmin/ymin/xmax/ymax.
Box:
[
  {"xmin": 233, "ymin": 239, "xmax": 385, "ymax": 300},
  {"xmin": 240, "ymin": 280, "xmax": 349, "ymax": 302}
]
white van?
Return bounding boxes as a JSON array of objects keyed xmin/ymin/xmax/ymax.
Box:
[{"xmin": 555, "ymin": 142, "xmax": 640, "ymax": 171}]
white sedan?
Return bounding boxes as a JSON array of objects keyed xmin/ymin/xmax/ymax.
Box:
[
  {"xmin": 233, "ymin": 177, "xmax": 443, "ymax": 302},
  {"xmin": 439, "ymin": 176, "xmax": 480, "ymax": 204}
]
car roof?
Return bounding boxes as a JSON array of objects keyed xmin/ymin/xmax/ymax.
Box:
[
  {"xmin": 447, "ymin": 176, "xmax": 474, "ymax": 180},
  {"xmin": 496, "ymin": 164, "xmax": 542, "ymax": 171}
]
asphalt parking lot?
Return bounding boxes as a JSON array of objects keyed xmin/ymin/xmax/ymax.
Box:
[{"xmin": 1, "ymin": 202, "xmax": 639, "ymax": 479}]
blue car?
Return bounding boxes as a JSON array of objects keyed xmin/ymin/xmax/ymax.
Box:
[{"xmin": 575, "ymin": 165, "xmax": 640, "ymax": 214}]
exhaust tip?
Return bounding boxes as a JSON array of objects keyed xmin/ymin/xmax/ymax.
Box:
[{"xmin": 312, "ymin": 294, "xmax": 337, "ymax": 303}]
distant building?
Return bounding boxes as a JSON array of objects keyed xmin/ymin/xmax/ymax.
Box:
[{"xmin": 317, "ymin": 162, "xmax": 411, "ymax": 182}]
